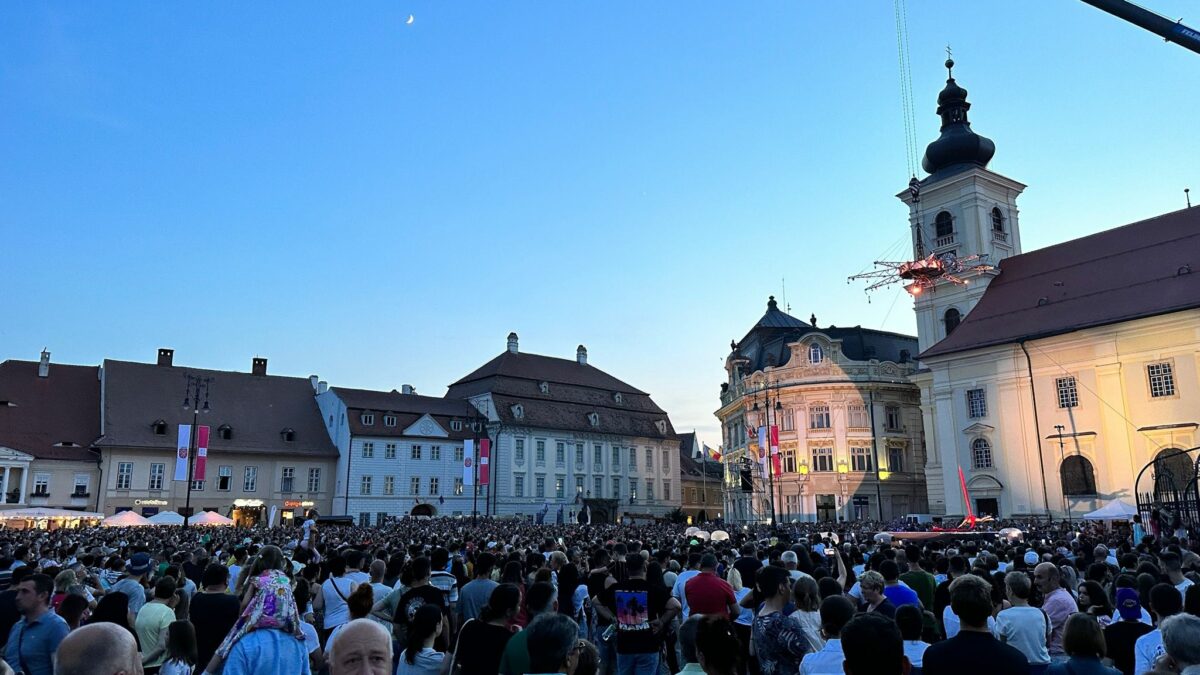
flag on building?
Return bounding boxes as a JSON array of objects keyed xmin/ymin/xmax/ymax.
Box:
[
  {"xmin": 479, "ymin": 439, "xmax": 490, "ymax": 485},
  {"xmin": 174, "ymin": 425, "xmax": 191, "ymax": 481},
  {"xmin": 463, "ymin": 439, "xmax": 475, "ymax": 487},
  {"xmin": 756, "ymin": 426, "xmax": 768, "ymax": 472},
  {"xmin": 704, "ymin": 444, "xmax": 721, "ymax": 462},
  {"xmin": 769, "ymin": 425, "xmax": 781, "ymax": 477},
  {"xmin": 195, "ymin": 425, "xmax": 209, "ymax": 480}
]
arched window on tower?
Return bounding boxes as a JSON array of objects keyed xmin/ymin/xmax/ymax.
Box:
[
  {"xmin": 809, "ymin": 343, "xmax": 824, "ymax": 364},
  {"xmin": 944, "ymin": 308, "xmax": 961, "ymax": 336},
  {"xmin": 935, "ymin": 211, "xmax": 954, "ymax": 238},
  {"xmin": 991, "ymin": 207, "xmax": 1005, "ymax": 232},
  {"xmin": 1061, "ymin": 455, "xmax": 1097, "ymax": 496}
]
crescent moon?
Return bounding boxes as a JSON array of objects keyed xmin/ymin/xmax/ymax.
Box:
[{"xmin": 406, "ymin": 14, "xmax": 414, "ymax": 25}]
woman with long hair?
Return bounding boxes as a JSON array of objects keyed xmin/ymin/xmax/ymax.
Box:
[
  {"xmin": 397, "ymin": 604, "xmax": 445, "ymax": 675},
  {"xmin": 789, "ymin": 575, "xmax": 824, "ymax": 652},
  {"xmin": 89, "ymin": 592, "xmax": 141, "ymax": 649},
  {"xmin": 751, "ymin": 566, "xmax": 810, "ymax": 675},
  {"xmin": 449, "ymin": 583, "xmax": 521, "ymax": 675}
]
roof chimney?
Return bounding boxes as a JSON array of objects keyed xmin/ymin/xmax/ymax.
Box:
[
  {"xmin": 38, "ymin": 349, "xmax": 50, "ymax": 378},
  {"xmin": 157, "ymin": 348, "xmax": 174, "ymax": 367},
  {"xmin": 309, "ymin": 375, "xmax": 319, "ymax": 391},
  {"xmin": 401, "ymin": 384, "xmax": 415, "ymax": 395},
  {"xmin": 317, "ymin": 381, "xmax": 328, "ymax": 394},
  {"xmin": 576, "ymin": 345, "xmax": 588, "ymax": 366},
  {"xmin": 506, "ymin": 332, "xmax": 519, "ymax": 354},
  {"xmin": 252, "ymin": 357, "xmax": 267, "ymax": 376}
]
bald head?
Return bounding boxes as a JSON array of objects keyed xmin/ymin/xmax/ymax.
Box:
[
  {"xmin": 1034, "ymin": 562, "xmax": 1060, "ymax": 594},
  {"xmin": 330, "ymin": 618, "xmax": 393, "ymax": 675},
  {"xmin": 56, "ymin": 623, "xmax": 142, "ymax": 675}
]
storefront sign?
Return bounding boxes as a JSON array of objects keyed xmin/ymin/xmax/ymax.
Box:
[
  {"xmin": 284, "ymin": 500, "xmax": 315, "ymax": 509},
  {"xmin": 233, "ymin": 499, "xmax": 265, "ymax": 507},
  {"xmin": 134, "ymin": 499, "xmax": 168, "ymax": 506}
]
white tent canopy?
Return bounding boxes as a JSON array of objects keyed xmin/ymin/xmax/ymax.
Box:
[
  {"xmin": 0, "ymin": 507, "xmax": 103, "ymax": 521},
  {"xmin": 1082, "ymin": 499, "xmax": 1138, "ymax": 521},
  {"xmin": 147, "ymin": 511, "xmax": 186, "ymax": 525},
  {"xmin": 189, "ymin": 511, "xmax": 234, "ymax": 526},
  {"xmin": 102, "ymin": 511, "xmax": 152, "ymax": 527}
]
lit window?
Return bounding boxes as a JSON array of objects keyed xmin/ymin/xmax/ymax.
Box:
[
  {"xmin": 1148, "ymin": 362, "xmax": 1176, "ymax": 398},
  {"xmin": 1056, "ymin": 377, "xmax": 1079, "ymax": 408}
]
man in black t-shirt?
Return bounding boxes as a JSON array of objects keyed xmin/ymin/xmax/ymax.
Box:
[
  {"xmin": 732, "ymin": 543, "xmax": 762, "ymax": 591},
  {"xmin": 395, "ymin": 557, "xmax": 449, "ymax": 650},
  {"xmin": 191, "ymin": 563, "xmax": 241, "ymax": 669},
  {"xmin": 598, "ymin": 553, "xmax": 679, "ymax": 675},
  {"xmin": 924, "ymin": 575, "xmax": 1027, "ymax": 675}
]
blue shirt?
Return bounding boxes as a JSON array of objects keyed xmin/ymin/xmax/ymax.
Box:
[
  {"xmin": 883, "ymin": 583, "xmax": 921, "ymax": 608},
  {"xmin": 222, "ymin": 628, "xmax": 313, "ymax": 675},
  {"xmin": 4, "ymin": 611, "xmax": 69, "ymax": 675}
]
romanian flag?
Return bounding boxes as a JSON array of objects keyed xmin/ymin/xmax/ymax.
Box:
[{"xmin": 704, "ymin": 444, "xmax": 721, "ymax": 462}]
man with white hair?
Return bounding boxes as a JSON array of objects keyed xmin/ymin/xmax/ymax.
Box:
[
  {"xmin": 781, "ymin": 550, "xmax": 805, "ymax": 582},
  {"xmin": 1158, "ymin": 613, "xmax": 1200, "ymax": 674},
  {"xmin": 329, "ymin": 619, "xmax": 392, "ymax": 675}
]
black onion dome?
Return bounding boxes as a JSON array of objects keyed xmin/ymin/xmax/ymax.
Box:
[{"xmin": 921, "ymin": 59, "xmax": 995, "ymax": 176}]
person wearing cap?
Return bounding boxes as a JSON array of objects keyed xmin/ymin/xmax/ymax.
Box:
[
  {"xmin": 1104, "ymin": 587, "xmax": 1153, "ymax": 675},
  {"xmin": 111, "ymin": 553, "xmax": 153, "ymax": 624}
]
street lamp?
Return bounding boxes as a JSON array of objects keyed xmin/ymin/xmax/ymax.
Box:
[
  {"xmin": 181, "ymin": 374, "xmax": 212, "ymax": 528},
  {"xmin": 1055, "ymin": 424, "xmax": 1070, "ymax": 525}
]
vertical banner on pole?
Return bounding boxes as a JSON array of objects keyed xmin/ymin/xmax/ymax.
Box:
[
  {"xmin": 195, "ymin": 426, "xmax": 209, "ymax": 481},
  {"xmin": 174, "ymin": 425, "xmax": 191, "ymax": 481},
  {"xmin": 756, "ymin": 426, "xmax": 768, "ymax": 475},
  {"xmin": 770, "ymin": 425, "xmax": 782, "ymax": 477},
  {"xmin": 479, "ymin": 439, "xmax": 490, "ymax": 485},
  {"xmin": 463, "ymin": 439, "xmax": 475, "ymax": 487}
]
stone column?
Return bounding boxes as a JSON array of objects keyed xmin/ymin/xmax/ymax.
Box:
[
  {"xmin": 0, "ymin": 467, "xmax": 7, "ymax": 503},
  {"xmin": 18, "ymin": 469, "xmax": 28, "ymax": 505}
]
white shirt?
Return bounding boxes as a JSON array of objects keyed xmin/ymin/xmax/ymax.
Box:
[
  {"xmin": 903, "ymin": 640, "xmax": 929, "ymax": 668},
  {"xmin": 800, "ymin": 638, "xmax": 844, "ymax": 675},
  {"xmin": 397, "ymin": 648, "xmax": 445, "ymax": 675},
  {"xmin": 299, "ymin": 620, "xmax": 319, "ymax": 654},
  {"xmin": 1135, "ymin": 629, "xmax": 1164, "ymax": 675},
  {"xmin": 992, "ymin": 606, "xmax": 1050, "ymax": 665},
  {"xmin": 321, "ymin": 576, "xmax": 356, "ymax": 628},
  {"xmin": 943, "ymin": 605, "xmax": 996, "ymax": 639},
  {"xmin": 1177, "ymin": 577, "xmax": 1195, "ymax": 601}
]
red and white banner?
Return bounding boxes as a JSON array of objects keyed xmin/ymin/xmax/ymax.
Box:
[
  {"xmin": 175, "ymin": 425, "xmax": 191, "ymax": 481},
  {"xmin": 463, "ymin": 439, "xmax": 475, "ymax": 487},
  {"xmin": 195, "ymin": 425, "xmax": 209, "ymax": 480},
  {"xmin": 479, "ymin": 439, "xmax": 490, "ymax": 485}
]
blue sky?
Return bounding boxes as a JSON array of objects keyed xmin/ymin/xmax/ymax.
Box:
[{"xmin": 2, "ymin": 1, "xmax": 1196, "ymax": 447}]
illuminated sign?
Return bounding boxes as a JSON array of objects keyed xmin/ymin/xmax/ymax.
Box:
[
  {"xmin": 134, "ymin": 499, "xmax": 169, "ymax": 506},
  {"xmin": 233, "ymin": 499, "xmax": 265, "ymax": 507},
  {"xmin": 284, "ymin": 500, "xmax": 315, "ymax": 509}
]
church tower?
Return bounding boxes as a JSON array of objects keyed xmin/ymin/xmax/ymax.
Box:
[{"xmin": 900, "ymin": 59, "xmax": 1026, "ymax": 354}]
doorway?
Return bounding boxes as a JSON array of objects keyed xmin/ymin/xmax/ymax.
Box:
[
  {"xmin": 975, "ymin": 498, "xmax": 998, "ymax": 518},
  {"xmin": 816, "ymin": 494, "xmax": 836, "ymax": 522}
]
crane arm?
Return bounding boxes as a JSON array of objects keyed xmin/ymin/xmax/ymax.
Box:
[{"xmin": 1081, "ymin": 0, "xmax": 1200, "ymax": 54}]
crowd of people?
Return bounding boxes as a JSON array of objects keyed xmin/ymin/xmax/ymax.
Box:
[{"xmin": 0, "ymin": 512, "xmax": 1197, "ymax": 675}]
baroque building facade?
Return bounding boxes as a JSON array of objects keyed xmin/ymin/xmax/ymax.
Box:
[
  {"xmin": 716, "ymin": 299, "xmax": 927, "ymax": 523},
  {"xmin": 445, "ymin": 334, "xmax": 680, "ymax": 522},
  {"xmin": 905, "ymin": 61, "xmax": 1200, "ymax": 518}
]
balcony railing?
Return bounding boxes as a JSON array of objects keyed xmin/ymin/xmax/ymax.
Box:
[
  {"xmin": 934, "ymin": 233, "xmax": 956, "ymax": 248},
  {"xmin": 992, "ymin": 230, "xmax": 1009, "ymax": 243}
]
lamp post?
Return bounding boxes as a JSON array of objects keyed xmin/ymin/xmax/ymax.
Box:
[
  {"xmin": 181, "ymin": 374, "xmax": 212, "ymax": 529},
  {"xmin": 1055, "ymin": 424, "xmax": 1070, "ymax": 525}
]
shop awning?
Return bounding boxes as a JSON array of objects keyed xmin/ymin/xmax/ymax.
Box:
[{"xmin": 0, "ymin": 507, "xmax": 104, "ymax": 520}]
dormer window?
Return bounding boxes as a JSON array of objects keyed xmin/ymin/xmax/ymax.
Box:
[
  {"xmin": 587, "ymin": 412, "xmax": 600, "ymax": 427},
  {"xmin": 512, "ymin": 404, "xmax": 524, "ymax": 420},
  {"xmin": 152, "ymin": 419, "xmax": 168, "ymax": 436},
  {"xmin": 613, "ymin": 392, "xmax": 623, "ymax": 404},
  {"xmin": 808, "ymin": 343, "xmax": 824, "ymax": 365},
  {"xmin": 361, "ymin": 413, "xmax": 375, "ymax": 426},
  {"xmin": 280, "ymin": 428, "xmax": 295, "ymax": 442},
  {"xmin": 655, "ymin": 420, "xmax": 667, "ymax": 434},
  {"xmin": 218, "ymin": 424, "xmax": 233, "ymax": 440},
  {"xmin": 450, "ymin": 420, "xmax": 463, "ymax": 432},
  {"xmin": 383, "ymin": 415, "xmax": 397, "ymax": 427},
  {"xmin": 538, "ymin": 382, "xmax": 550, "ymax": 395},
  {"xmin": 471, "ymin": 421, "xmax": 482, "ymax": 432}
]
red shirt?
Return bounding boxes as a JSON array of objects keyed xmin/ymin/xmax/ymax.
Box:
[{"xmin": 684, "ymin": 571, "xmax": 736, "ymax": 617}]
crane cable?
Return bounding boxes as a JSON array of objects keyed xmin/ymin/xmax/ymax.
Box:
[{"xmin": 894, "ymin": 0, "xmax": 920, "ymax": 180}]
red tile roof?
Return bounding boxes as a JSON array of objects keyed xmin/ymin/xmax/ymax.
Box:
[
  {"xmin": 921, "ymin": 207, "xmax": 1200, "ymax": 359},
  {"xmin": 0, "ymin": 360, "xmax": 100, "ymax": 462}
]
